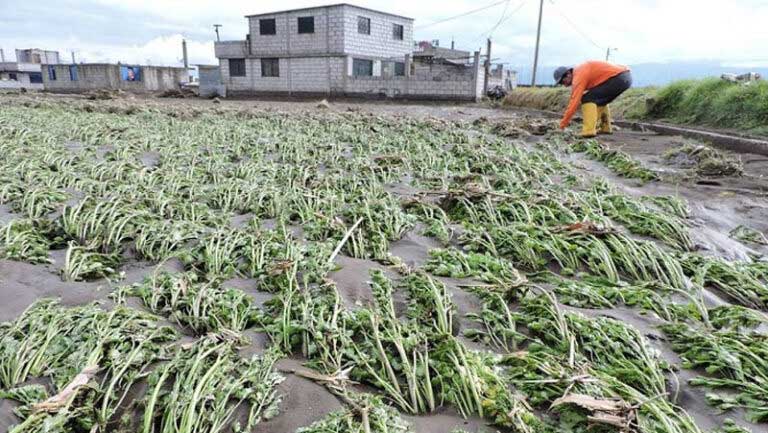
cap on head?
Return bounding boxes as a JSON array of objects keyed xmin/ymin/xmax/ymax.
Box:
[{"xmin": 553, "ymin": 66, "xmax": 571, "ymax": 84}]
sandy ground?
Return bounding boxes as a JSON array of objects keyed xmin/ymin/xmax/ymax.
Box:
[{"xmin": 1, "ymin": 93, "xmax": 767, "ymax": 432}]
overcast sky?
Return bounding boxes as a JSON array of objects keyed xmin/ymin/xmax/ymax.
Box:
[{"xmin": 2, "ymin": 0, "xmax": 767, "ymax": 69}]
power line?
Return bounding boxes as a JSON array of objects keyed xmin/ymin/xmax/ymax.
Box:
[
  {"xmin": 547, "ymin": 0, "xmax": 602, "ymax": 50},
  {"xmin": 415, "ymin": 0, "xmax": 510, "ymax": 30},
  {"xmin": 487, "ymin": 0, "xmax": 528, "ymax": 37},
  {"xmin": 487, "ymin": 0, "xmax": 512, "ymax": 37},
  {"xmin": 471, "ymin": 0, "xmax": 527, "ymax": 46}
]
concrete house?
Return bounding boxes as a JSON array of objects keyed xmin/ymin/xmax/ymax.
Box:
[
  {"xmin": 214, "ymin": 3, "xmax": 486, "ymax": 101},
  {"xmin": 16, "ymin": 48, "xmax": 60, "ymax": 64},
  {"xmin": 0, "ymin": 48, "xmax": 60, "ymax": 90},
  {"xmin": 41, "ymin": 63, "xmax": 187, "ymax": 93}
]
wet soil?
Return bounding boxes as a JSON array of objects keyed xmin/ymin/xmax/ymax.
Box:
[
  {"xmin": 592, "ymin": 129, "xmax": 768, "ymax": 259},
  {"xmin": 2, "ymin": 93, "xmax": 767, "ymax": 432}
]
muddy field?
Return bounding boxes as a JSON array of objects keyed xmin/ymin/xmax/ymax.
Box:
[{"xmin": 1, "ymin": 92, "xmax": 767, "ymax": 433}]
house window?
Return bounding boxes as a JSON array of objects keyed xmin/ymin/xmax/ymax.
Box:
[
  {"xmin": 29, "ymin": 72, "xmax": 43, "ymax": 83},
  {"xmin": 393, "ymin": 24, "xmax": 404, "ymax": 40},
  {"xmin": 69, "ymin": 65, "xmax": 78, "ymax": 81},
  {"xmin": 260, "ymin": 18, "xmax": 276, "ymax": 35},
  {"xmin": 121, "ymin": 66, "xmax": 141, "ymax": 81},
  {"xmin": 352, "ymin": 59, "xmax": 373, "ymax": 77},
  {"xmin": 358, "ymin": 16, "xmax": 371, "ymax": 35},
  {"xmin": 261, "ymin": 58, "xmax": 279, "ymax": 77},
  {"xmin": 229, "ymin": 58, "xmax": 246, "ymax": 77},
  {"xmin": 47, "ymin": 65, "xmax": 57, "ymax": 80},
  {"xmin": 9, "ymin": 73, "xmax": 18, "ymax": 81},
  {"xmin": 298, "ymin": 16, "xmax": 314, "ymax": 34},
  {"xmin": 394, "ymin": 62, "xmax": 405, "ymax": 77}
]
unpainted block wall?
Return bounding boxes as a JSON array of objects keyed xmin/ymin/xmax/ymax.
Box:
[
  {"xmin": 242, "ymin": 5, "xmax": 413, "ymax": 59},
  {"xmin": 41, "ymin": 64, "xmax": 186, "ymax": 93},
  {"xmin": 199, "ymin": 66, "xmax": 226, "ymax": 97},
  {"xmin": 247, "ymin": 6, "xmax": 344, "ymax": 56},
  {"xmin": 221, "ymin": 57, "xmax": 343, "ymax": 95},
  {"xmin": 221, "ymin": 53, "xmax": 482, "ymax": 101},
  {"xmin": 0, "ymin": 72, "xmax": 32, "ymax": 85},
  {"xmin": 289, "ymin": 57, "xmax": 331, "ymax": 92},
  {"xmin": 220, "ymin": 58, "xmax": 289, "ymax": 92},
  {"xmin": 344, "ymin": 76, "xmax": 479, "ymax": 101},
  {"xmin": 341, "ymin": 5, "xmax": 413, "ymax": 58}
]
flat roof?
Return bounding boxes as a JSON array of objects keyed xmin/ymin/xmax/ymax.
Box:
[
  {"xmin": 245, "ymin": 3, "xmax": 413, "ymax": 21},
  {"xmin": 42, "ymin": 63, "xmax": 187, "ymax": 69}
]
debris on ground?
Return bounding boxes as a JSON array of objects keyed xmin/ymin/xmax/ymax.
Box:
[
  {"xmin": 551, "ymin": 394, "xmax": 636, "ymax": 430},
  {"xmin": 317, "ymin": 99, "xmax": 331, "ymax": 109},
  {"xmin": 664, "ymin": 143, "xmax": 744, "ymax": 177},
  {"xmin": 729, "ymin": 225, "xmax": 768, "ymax": 245},
  {"xmin": 212, "ymin": 96, "xmax": 221, "ymax": 104},
  {"xmin": 489, "ymin": 116, "xmax": 557, "ymax": 137},
  {"xmin": 487, "ymin": 85, "xmax": 508, "ymax": 100},
  {"xmin": 32, "ymin": 365, "xmax": 98, "ymax": 413},
  {"xmin": 157, "ymin": 88, "xmax": 196, "ymax": 98},
  {"xmin": 84, "ymin": 89, "xmax": 129, "ymax": 100}
]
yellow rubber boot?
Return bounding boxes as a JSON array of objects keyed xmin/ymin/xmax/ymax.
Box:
[
  {"xmin": 598, "ymin": 105, "xmax": 613, "ymax": 134},
  {"xmin": 581, "ymin": 103, "xmax": 598, "ymax": 138}
]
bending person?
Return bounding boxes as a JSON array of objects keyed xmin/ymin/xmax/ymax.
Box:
[{"xmin": 554, "ymin": 61, "xmax": 632, "ymax": 137}]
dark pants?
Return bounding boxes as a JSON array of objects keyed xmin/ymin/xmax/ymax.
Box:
[{"xmin": 581, "ymin": 70, "xmax": 632, "ymax": 106}]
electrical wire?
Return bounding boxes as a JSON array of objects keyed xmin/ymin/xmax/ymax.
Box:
[
  {"xmin": 469, "ymin": 0, "xmax": 527, "ymax": 47},
  {"xmin": 415, "ymin": 0, "xmax": 511, "ymax": 29},
  {"xmin": 547, "ymin": 0, "xmax": 603, "ymax": 49},
  {"xmin": 485, "ymin": 0, "xmax": 528, "ymax": 38},
  {"xmin": 487, "ymin": 0, "xmax": 512, "ymax": 37}
]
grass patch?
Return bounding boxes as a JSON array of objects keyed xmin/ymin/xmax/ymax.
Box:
[
  {"xmin": 502, "ymin": 87, "xmax": 654, "ymax": 120},
  {"xmin": 503, "ymin": 78, "xmax": 768, "ymax": 137},
  {"xmin": 649, "ymin": 78, "xmax": 768, "ymax": 136}
]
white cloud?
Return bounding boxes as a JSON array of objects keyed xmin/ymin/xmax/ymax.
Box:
[
  {"xmin": 1, "ymin": 34, "xmax": 214, "ymax": 66},
  {"xmin": 1, "ymin": 0, "xmax": 767, "ymax": 68}
]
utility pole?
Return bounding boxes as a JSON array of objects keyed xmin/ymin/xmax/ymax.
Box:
[
  {"xmin": 182, "ymin": 39, "xmax": 190, "ymax": 81},
  {"xmin": 213, "ymin": 24, "xmax": 222, "ymax": 42},
  {"xmin": 182, "ymin": 39, "xmax": 189, "ymax": 69},
  {"xmin": 605, "ymin": 47, "xmax": 618, "ymax": 62},
  {"xmin": 71, "ymin": 51, "xmax": 76, "ymax": 64},
  {"xmin": 531, "ymin": 0, "xmax": 544, "ymax": 86},
  {"xmin": 0, "ymin": 48, "xmax": 5, "ymax": 62},
  {"xmin": 484, "ymin": 38, "xmax": 492, "ymax": 95}
]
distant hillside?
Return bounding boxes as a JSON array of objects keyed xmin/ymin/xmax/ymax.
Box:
[{"xmin": 512, "ymin": 60, "xmax": 768, "ymax": 87}]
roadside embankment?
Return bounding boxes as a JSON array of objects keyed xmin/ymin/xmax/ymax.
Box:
[
  {"xmin": 502, "ymin": 78, "xmax": 768, "ymax": 137},
  {"xmin": 501, "ymin": 86, "xmax": 653, "ymax": 119}
]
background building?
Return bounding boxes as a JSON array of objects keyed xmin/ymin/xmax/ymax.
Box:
[
  {"xmin": 41, "ymin": 63, "xmax": 187, "ymax": 93},
  {"xmin": 16, "ymin": 49, "xmax": 60, "ymax": 64},
  {"xmin": 214, "ymin": 3, "xmax": 489, "ymax": 101},
  {"xmin": 0, "ymin": 48, "xmax": 58, "ymax": 90}
]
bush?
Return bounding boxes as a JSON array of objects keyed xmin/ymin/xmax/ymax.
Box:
[{"xmin": 647, "ymin": 80, "xmax": 697, "ymax": 119}]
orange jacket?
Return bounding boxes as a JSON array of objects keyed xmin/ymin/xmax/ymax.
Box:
[{"xmin": 560, "ymin": 61, "xmax": 630, "ymax": 128}]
